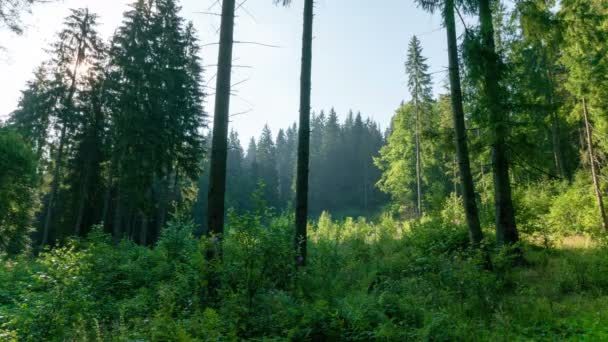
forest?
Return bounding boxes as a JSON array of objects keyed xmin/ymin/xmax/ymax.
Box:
[{"xmin": 1, "ymin": 0, "xmax": 608, "ymax": 340}]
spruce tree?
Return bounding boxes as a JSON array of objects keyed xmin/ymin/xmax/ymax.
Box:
[
  {"xmin": 405, "ymin": 36, "xmax": 433, "ymax": 218},
  {"xmin": 256, "ymin": 125, "xmax": 280, "ymax": 208},
  {"xmin": 40, "ymin": 8, "xmax": 103, "ymax": 247},
  {"xmin": 478, "ymin": 0, "xmax": 519, "ymax": 246}
]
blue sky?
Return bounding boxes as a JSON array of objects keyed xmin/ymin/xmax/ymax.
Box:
[{"xmin": 0, "ymin": 0, "xmax": 455, "ymax": 141}]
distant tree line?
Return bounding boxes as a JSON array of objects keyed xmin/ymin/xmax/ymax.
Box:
[{"xmin": 195, "ymin": 110, "xmax": 389, "ymax": 233}]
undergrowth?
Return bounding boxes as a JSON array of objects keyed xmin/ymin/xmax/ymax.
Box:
[{"xmin": 1, "ymin": 210, "xmax": 608, "ymax": 341}]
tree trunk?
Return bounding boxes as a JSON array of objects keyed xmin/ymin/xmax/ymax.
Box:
[
  {"xmin": 139, "ymin": 211, "xmax": 148, "ymax": 245},
  {"xmin": 294, "ymin": 0, "xmax": 314, "ymax": 267},
  {"xmin": 582, "ymin": 98, "xmax": 608, "ymax": 231},
  {"xmin": 40, "ymin": 25, "xmax": 87, "ymax": 246},
  {"xmin": 551, "ymin": 111, "xmax": 565, "ymax": 178},
  {"xmin": 479, "ymin": 0, "xmax": 518, "ymax": 246},
  {"xmin": 40, "ymin": 123, "xmax": 67, "ymax": 247},
  {"xmin": 414, "ymin": 98, "xmax": 423, "ymax": 218},
  {"xmin": 113, "ymin": 178, "xmax": 123, "ymax": 243},
  {"xmin": 445, "ymin": 0, "xmax": 483, "ymax": 246},
  {"xmin": 206, "ymin": 0, "xmax": 236, "ymax": 248},
  {"xmin": 74, "ymin": 158, "xmax": 92, "ymax": 236},
  {"xmin": 157, "ymin": 165, "xmax": 171, "ymax": 233},
  {"xmin": 546, "ymin": 66, "xmax": 566, "ymax": 179},
  {"xmin": 101, "ymin": 158, "xmax": 114, "ymax": 229},
  {"xmin": 173, "ymin": 168, "xmax": 181, "ymax": 205}
]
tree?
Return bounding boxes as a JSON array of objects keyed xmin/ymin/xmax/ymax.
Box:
[
  {"xmin": 515, "ymin": 0, "xmax": 566, "ymax": 178},
  {"xmin": 412, "ymin": 0, "xmax": 483, "ymax": 245},
  {"xmin": 207, "ymin": 0, "xmax": 236, "ymax": 251},
  {"xmin": 226, "ymin": 130, "xmax": 247, "ymax": 211},
  {"xmin": 69, "ymin": 47, "xmax": 107, "ymax": 237},
  {"xmin": 256, "ymin": 125, "xmax": 280, "ymax": 208},
  {"xmin": 41, "ymin": 8, "xmax": 103, "ymax": 247},
  {"xmin": 276, "ymin": 128, "xmax": 295, "ymax": 208},
  {"xmin": 560, "ymin": 0, "xmax": 608, "ymax": 231},
  {"xmin": 376, "ymin": 101, "xmax": 450, "ymax": 218},
  {"xmin": 277, "ymin": 0, "xmax": 314, "ymax": 266},
  {"xmin": 444, "ymin": 0, "xmax": 482, "ymax": 244},
  {"xmin": 405, "ymin": 35, "xmax": 433, "ymax": 218},
  {"xmin": 107, "ymin": 0, "xmax": 206, "ymax": 242},
  {"xmin": 478, "ymin": 0, "xmax": 519, "ymax": 246},
  {"xmin": 582, "ymin": 98, "xmax": 607, "ymax": 231},
  {"xmin": 0, "ymin": 128, "xmax": 38, "ymax": 255},
  {"xmin": 9, "ymin": 66, "xmax": 55, "ymax": 162}
]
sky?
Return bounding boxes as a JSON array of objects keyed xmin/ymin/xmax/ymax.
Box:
[{"xmin": 0, "ymin": 0, "xmax": 453, "ymax": 142}]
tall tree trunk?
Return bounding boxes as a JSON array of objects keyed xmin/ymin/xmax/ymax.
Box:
[
  {"xmin": 206, "ymin": 0, "xmax": 236, "ymax": 247},
  {"xmin": 295, "ymin": 0, "xmax": 314, "ymax": 267},
  {"xmin": 101, "ymin": 157, "xmax": 114, "ymax": 229},
  {"xmin": 139, "ymin": 211, "xmax": 148, "ymax": 245},
  {"xmin": 414, "ymin": 98, "xmax": 423, "ymax": 218},
  {"xmin": 206, "ymin": 1, "xmax": 237, "ymax": 302},
  {"xmin": 551, "ymin": 111, "xmax": 565, "ymax": 178},
  {"xmin": 157, "ymin": 164, "xmax": 171, "ymax": 233},
  {"xmin": 113, "ymin": 178, "xmax": 123, "ymax": 243},
  {"xmin": 445, "ymin": 0, "xmax": 483, "ymax": 246},
  {"xmin": 582, "ymin": 98, "xmax": 608, "ymax": 231},
  {"xmin": 479, "ymin": 0, "xmax": 518, "ymax": 246},
  {"xmin": 546, "ymin": 66, "xmax": 565, "ymax": 179},
  {"xmin": 40, "ymin": 123, "xmax": 67, "ymax": 247},
  {"xmin": 74, "ymin": 161, "xmax": 91, "ymax": 236},
  {"xmin": 173, "ymin": 168, "xmax": 181, "ymax": 205}
]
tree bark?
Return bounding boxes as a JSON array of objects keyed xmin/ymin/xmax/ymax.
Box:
[
  {"xmin": 445, "ymin": 0, "xmax": 483, "ymax": 246},
  {"xmin": 139, "ymin": 211, "xmax": 148, "ymax": 245},
  {"xmin": 157, "ymin": 164, "xmax": 171, "ymax": 233},
  {"xmin": 546, "ymin": 66, "xmax": 566, "ymax": 178},
  {"xmin": 582, "ymin": 98, "xmax": 608, "ymax": 231},
  {"xmin": 101, "ymin": 157, "xmax": 114, "ymax": 229},
  {"xmin": 206, "ymin": 0, "xmax": 236, "ymax": 246},
  {"xmin": 479, "ymin": 0, "xmax": 518, "ymax": 246},
  {"xmin": 113, "ymin": 177, "xmax": 123, "ymax": 243},
  {"xmin": 414, "ymin": 97, "xmax": 423, "ymax": 218},
  {"xmin": 74, "ymin": 160, "xmax": 91, "ymax": 236},
  {"xmin": 295, "ymin": 0, "xmax": 314, "ymax": 267},
  {"xmin": 551, "ymin": 111, "xmax": 565, "ymax": 178}
]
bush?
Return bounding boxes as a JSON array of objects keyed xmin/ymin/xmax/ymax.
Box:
[{"xmin": 2, "ymin": 210, "xmax": 608, "ymax": 340}]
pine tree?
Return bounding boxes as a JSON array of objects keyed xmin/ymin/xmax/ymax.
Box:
[
  {"xmin": 256, "ymin": 125, "xmax": 280, "ymax": 208},
  {"xmin": 276, "ymin": 129, "xmax": 294, "ymax": 208},
  {"xmin": 320, "ymin": 109, "xmax": 342, "ymax": 210},
  {"xmin": 69, "ymin": 45, "xmax": 108, "ymax": 236},
  {"xmin": 41, "ymin": 8, "xmax": 104, "ymax": 247},
  {"xmin": 478, "ymin": 0, "xmax": 519, "ymax": 246},
  {"xmin": 10, "ymin": 65, "xmax": 55, "ymax": 163},
  {"xmin": 405, "ymin": 36, "xmax": 433, "ymax": 218},
  {"xmin": 226, "ymin": 130, "xmax": 246, "ymax": 211}
]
